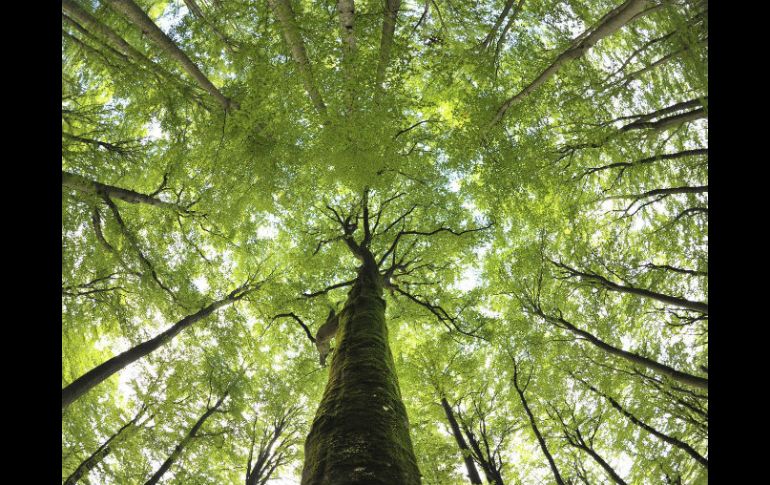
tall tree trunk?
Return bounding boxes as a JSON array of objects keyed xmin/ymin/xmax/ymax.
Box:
[
  {"xmin": 104, "ymin": 0, "xmax": 234, "ymax": 111},
  {"xmin": 61, "ymin": 285, "xmax": 251, "ymax": 409},
  {"xmin": 440, "ymin": 397, "xmax": 483, "ymax": 484},
  {"xmin": 300, "ymin": 251, "xmax": 421, "ymax": 484},
  {"xmin": 145, "ymin": 392, "xmax": 228, "ymax": 485},
  {"xmin": 61, "ymin": 0, "xmax": 178, "ymax": 85}
]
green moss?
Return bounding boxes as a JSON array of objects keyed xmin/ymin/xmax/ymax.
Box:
[{"xmin": 301, "ymin": 258, "xmax": 421, "ymax": 484}]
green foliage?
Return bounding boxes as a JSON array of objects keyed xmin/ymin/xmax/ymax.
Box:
[{"xmin": 62, "ymin": 0, "xmax": 707, "ymax": 483}]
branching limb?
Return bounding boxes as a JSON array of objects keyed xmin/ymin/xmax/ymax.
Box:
[{"xmin": 272, "ymin": 313, "xmax": 316, "ymax": 344}]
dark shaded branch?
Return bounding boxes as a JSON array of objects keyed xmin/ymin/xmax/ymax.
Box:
[
  {"xmin": 512, "ymin": 358, "xmax": 565, "ymax": 485},
  {"xmin": 145, "ymin": 392, "xmax": 229, "ymax": 484},
  {"xmin": 101, "ymin": 194, "xmax": 179, "ymax": 303},
  {"xmin": 301, "ymin": 279, "xmax": 356, "ymax": 299},
  {"xmin": 441, "ymin": 397, "xmax": 483, "ymax": 484},
  {"xmin": 644, "ymin": 263, "xmax": 707, "ymax": 277},
  {"xmin": 392, "ymin": 285, "xmax": 487, "ymax": 341},
  {"xmin": 574, "ymin": 375, "xmax": 708, "ymax": 469},
  {"xmin": 64, "ymin": 406, "xmax": 147, "ymax": 485},
  {"xmin": 61, "ymin": 282, "xmax": 256, "ymax": 408},
  {"xmin": 551, "ymin": 259, "xmax": 708, "ymax": 314},
  {"xmin": 579, "ymin": 148, "xmax": 707, "ymax": 179},
  {"xmin": 272, "ymin": 313, "xmax": 316, "ymax": 344},
  {"xmin": 529, "ymin": 303, "xmax": 707, "ymax": 389}
]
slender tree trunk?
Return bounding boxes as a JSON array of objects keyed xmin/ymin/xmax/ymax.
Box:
[
  {"xmin": 537, "ymin": 309, "xmax": 708, "ymax": 389},
  {"xmin": 63, "ymin": 407, "xmax": 144, "ymax": 484},
  {"xmin": 61, "ymin": 287, "xmax": 248, "ymax": 409},
  {"xmin": 104, "ymin": 0, "xmax": 233, "ymax": 111},
  {"xmin": 512, "ymin": 360, "xmax": 565, "ymax": 485},
  {"xmin": 61, "ymin": 0, "xmax": 178, "ymax": 85},
  {"xmin": 440, "ymin": 397, "xmax": 483, "ymax": 484},
  {"xmin": 490, "ymin": 0, "xmax": 649, "ymax": 126},
  {"xmin": 460, "ymin": 423, "xmax": 505, "ymax": 485},
  {"xmin": 63, "ymin": 171, "xmax": 189, "ymax": 213},
  {"xmin": 580, "ymin": 378, "xmax": 708, "ymax": 469},
  {"xmin": 375, "ymin": 0, "xmax": 401, "ymax": 90},
  {"xmin": 300, "ymin": 251, "xmax": 421, "ymax": 484},
  {"xmin": 268, "ymin": 0, "xmax": 328, "ymax": 117},
  {"xmin": 552, "ymin": 261, "xmax": 708, "ymax": 314},
  {"xmin": 145, "ymin": 392, "xmax": 228, "ymax": 485},
  {"xmin": 583, "ymin": 446, "xmax": 628, "ymax": 485},
  {"xmin": 62, "ymin": 0, "xmax": 149, "ymax": 66}
]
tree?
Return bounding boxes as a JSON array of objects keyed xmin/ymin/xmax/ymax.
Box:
[{"xmin": 62, "ymin": 0, "xmax": 707, "ymax": 482}]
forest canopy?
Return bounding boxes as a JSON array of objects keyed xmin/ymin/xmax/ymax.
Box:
[{"xmin": 61, "ymin": 0, "xmax": 708, "ymax": 483}]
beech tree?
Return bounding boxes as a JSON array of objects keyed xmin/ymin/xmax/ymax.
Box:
[{"xmin": 62, "ymin": 0, "xmax": 707, "ymax": 483}]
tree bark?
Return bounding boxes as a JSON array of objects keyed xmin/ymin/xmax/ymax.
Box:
[
  {"xmin": 268, "ymin": 0, "xmax": 328, "ymax": 117},
  {"xmin": 63, "ymin": 171, "xmax": 190, "ymax": 213},
  {"xmin": 145, "ymin": 392, "xmax": 228, "ymax": 484},
  {"xmin": 375, "ymin": 0, "xmax": 401, "ymax": 90},
  {"xmin": 300, "ymin": 250, "xmax": 421, "ymax": 484},
  {"xmin": 490, "ymin": 0, "xmax": 649, "ymax": 126},
  {"xmin": 582, "ymin": 148, "xmax": 708, "ymax": 177},
  {"xmin": 61, "ymin": 286, "xmax": 249, "ymax": 409},
  {"xmin": 440, "ymin": 397, "xmax": 483, "ymax": 484},
  {"xmin": 104, "ymin": 0, "xmax": 233, "ymax": 111}
]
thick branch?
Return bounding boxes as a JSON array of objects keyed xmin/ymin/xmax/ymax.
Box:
[
  {"xmin": 534, "ymin": 306, "xmax": 707, "ymax": 389},
  {"xmin": 580, "ymin": 148, "xmax": 707, "ymax": 178}
]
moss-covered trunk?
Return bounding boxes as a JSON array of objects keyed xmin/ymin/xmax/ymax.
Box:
[{"xmin": 301, "ymin": 252, "xmax": 421, "ymax": 484}]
